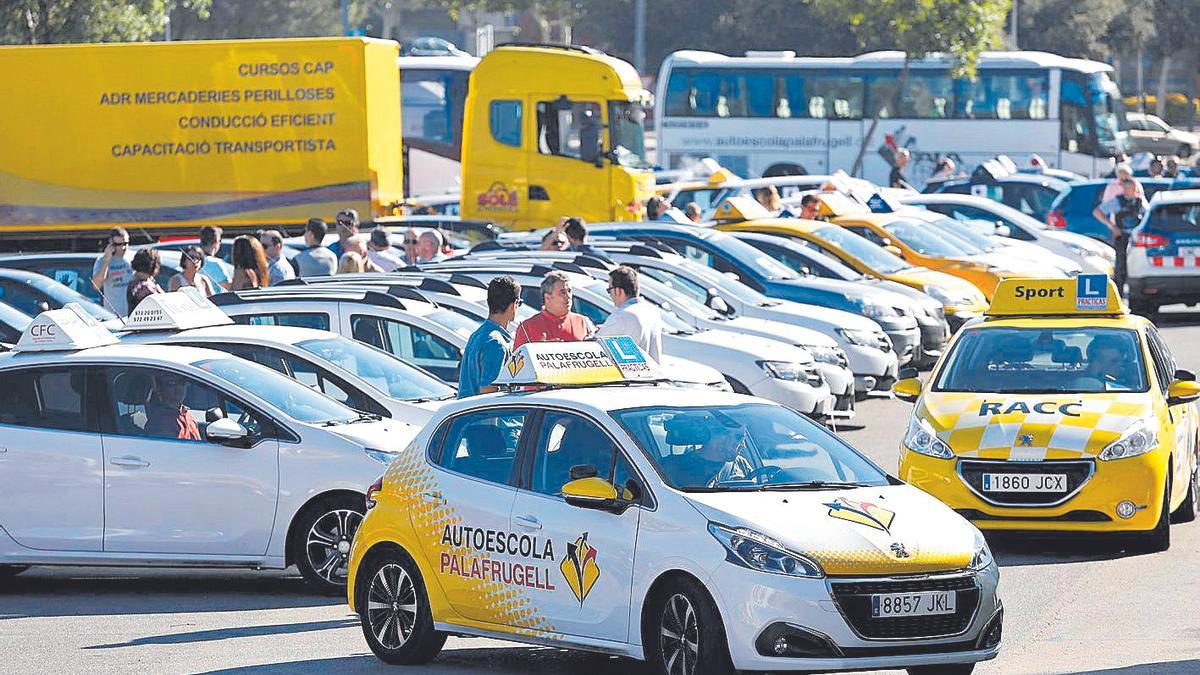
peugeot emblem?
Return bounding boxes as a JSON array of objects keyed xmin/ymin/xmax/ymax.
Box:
[
  {"xmin": 890, "ymin": 542, "xmax": 909, "ymax": 558},
  {"xmin": 1019, "ymin": 434, "xmax": 1034, "ymax": 447}
]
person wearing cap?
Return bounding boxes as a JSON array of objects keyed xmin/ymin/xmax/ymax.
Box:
[
  {"xmin": 198, "ymin": 225, "xmax": 232, "ymax": 291},
  {"xmin": 458, "ymin": 276, "xmax": 522, "ymax": 398},
  {"xmin": 889, "ymin": 148, "xmax": 913, "ymax": 190},
  {"xmin": 1102, "ymin": 163, "xmax": 1145, "ymax": 201},
  {"xmin": 295, "ymin": 219, "xmax": 338, "ymax": 277},
  {"xmin": 329, "ymin": 209, "xmax": 359, "ymax": 259},
  {"xmin": 259, "ymin": 229, "xmax": 295, "ymax": 286},
  {"xmin": 367, "ymin": 229, "xmax": 404, "ymax": 272},
  {"xmin": 417, "ymin": 229, "xmax": 447, "ymax": 263},
  {"xmin": 597, "ymin": 266, "xmax": 662, "ymax": 364},
  {"xmin": 91, "ymin": 226, "xmax": 133, "ymax": 316},
  {"xmin": 513, "ymin": 270, "xmax": 596, "ymax": 348}
]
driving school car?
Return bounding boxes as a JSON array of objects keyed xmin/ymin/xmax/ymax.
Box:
[
  {"xmin": 893, "ymin": 275, "xmax": 1200, "ymax": 551},
  {"xmin": 347, "ymin": 338, "xmax": 1001, "ymax": 675}
]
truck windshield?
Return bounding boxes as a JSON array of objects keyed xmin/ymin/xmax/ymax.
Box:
[
  {"xmin": 935, "ymin": 326, "xmax": 1147, "ymax": 393},
  {"xmin": 609, "ymin": 101, "xmax": 651, "ymax": 169}
]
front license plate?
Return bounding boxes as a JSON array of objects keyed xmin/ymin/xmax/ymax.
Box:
[
  {"xmin": 871, "ymin": 591, "xmax": 956, "ymax": 618},
  {"xmin": 982, "ymin": 473, "xmax": 1067, "ymax": 493}
]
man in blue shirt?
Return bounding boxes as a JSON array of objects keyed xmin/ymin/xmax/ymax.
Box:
[{"xmin": 458, "ymin": 276, "xmax": 521, "ymax": 398}]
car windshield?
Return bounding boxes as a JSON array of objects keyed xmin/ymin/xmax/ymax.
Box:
[
  {"xmin": 297, "ymin": 337, "xmax": 455, "ymax": 401},
  {"xmin": 703, "ymin": 231, "xmax": 798, "ymax": 280},
  {"xmin": 608, "ymin": 100, "xmax": 651, "ymax": 170},
  {"xmin": 25, "ymin": 275, "xmax": 118, "ymax": 322},
  {"xmin": 196, "ymin": 357, "xmax": 360, "ymax": 424},
  {"xmin": 680, "ymin": 260, "xmax": 777, "ymax": 305},
  {"xmin": 883, "ymin": 219, "xmax": 974, "ymax": 257},
  {"xmin": 965, "ymin": 199, "xmax": 1047, "ymax": 231},
  {"xmin": 424, "ymin": 308, "xmax": 480, "ymax": 340},
  {"xmin": 924, "ymin": 216, "xmax": 993, "ymax": 253},
  {"xmin": 936, "ymin": 327, "xmax": 1148, "ymax": 393},
  {"xmin": 639, "ymin": 275, "xmax": 723, "ymax": 320},
  {"xmin": 813, "ymin": 226, "xmax": 909, "ymax": 274},
  {"xmin": 613, "ymin": 403, "xmax": 889, "ymax": 491}
]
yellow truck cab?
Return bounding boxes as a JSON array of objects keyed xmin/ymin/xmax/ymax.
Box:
[
  {"xmin": 460, "ymin": 44, "xmax": 654, "ymax": 229},
  {"xmin": 893, "ymin": 275, "xmax": 1200, "ymax": 552}
]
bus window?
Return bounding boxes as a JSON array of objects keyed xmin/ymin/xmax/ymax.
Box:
[
  {"xmin": 1060, "ymin": 73, "xmax": 1097, "ymax": 155},
  {"xmin": 781, "ymin": 72, "xmax": 864, "ymax": 119},
  {"xmin": 1088, "ymin": 72, "xmax": 1126, "ymax": 156},
  {"xmin": 664, "ymin": 69, "xmax": 691, "ymax": 116},
  {"xmin": 868, "ymin": 71, "xmax": 953, "ymax": 119},
  {"xmin": 955, "ymin": 72, "xmax": 1049, "ymax": 120}
]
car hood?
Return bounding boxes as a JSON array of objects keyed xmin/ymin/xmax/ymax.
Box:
[
  {"xmin": 723, "ymin": 316, "xmax": 837, "ymax": 348},
  {"xmin": 660, "ymin": 354, "xmax": 726, "ymax": 385},
  {"xmin": 750, "ymin": 298, "xmax": 882, "ymax": 332},
  {"xmin": 687, "ymin": 484, "xmax": 977, "ymax": 575},
  {"xmin": 960, "ymin": 252, "xmax": 1056, "ymax": 277},
  {"xmin": 768, "ymin": 276, "xmax": 919, "ymax": 317},
  {"xmin": 918, "ymin": 391, "xmax": 1153, "ymax": 459},
  {"xmin": 1043, "ymin": 230, "xmax": 1115, "ymax": 256},
  {"xmin": 991, "ymin": 241, "xmax": 1081, "ymax": 274},
  {"xmin": 892, "ymin": 268, "xmax": 987, "ymax": 307},
  {"xmin": 674, "ymin": 327, "xmax": 815, "ymax": 364},
  {"xmin": 327, "ymin": 418, "xmax": 420, "ymax": 452}
]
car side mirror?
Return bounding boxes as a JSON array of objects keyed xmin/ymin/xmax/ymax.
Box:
[
  {"xmin": 994, "ymin": 224, "xmax": 1011, "ymax": 237},
  {"xmin": 892, "ymin": 376, "xmax": 922, "ymax": 403},
  {"xmin": 1167, "ymin": 379, "xmax": 1200, "ymax": 406},
  {"xmin": 206, "ymin": 417, "xmax": 251, "ymax": 447},
  {"xmin": 884, "ymin": 245, "xmax": 904, "ymax": 258},
  {"xmin": 562, "ymin": 476, "xmax": 626, "ymax": 513},
  {"xmin": 707, "ymin": 291, "xmax": 731, "ymax": 315},
  {"xmin": 1175, "ymin": 368, "xmax": 1196, "ymax": 382}
]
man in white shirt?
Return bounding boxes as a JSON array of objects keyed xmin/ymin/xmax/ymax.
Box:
[
  {"xmin": 367, "ymin": 229, "xmax": 404, "ymax": 272},
  {"xmin": 259, "ymin": 229, "xmax": 296, "ymax": 285},
  {"xmin": 597, "ymin": 265, "xmax": 662, "ymax": 364}
]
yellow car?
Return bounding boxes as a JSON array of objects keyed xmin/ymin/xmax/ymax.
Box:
[
  {"xmin": 710, "ymin": 198, "xmax": 988, "ymax": 330},
  {"xmin": 893, "ymin": 275, "xmax": 1200, "ymax": 551}
]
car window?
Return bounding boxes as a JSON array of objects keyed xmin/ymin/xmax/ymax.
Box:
[
  {"xmin": 435, "ymin": 409, "xmax": 528, "ymax": 485},
  {"xmin": 351, "ymin": 315, "xmax": 461, "ymax": 382},
  {"xmin": 101, "ymin": 365, "xmax": 269, "ymax": 442},
  {"xmin": 637, "ymin": 266, "xmax": 710, "ymax": 304},
  {"xmin": 529, "ymin": 412, "xmax": 618, "ymax": 496},
  {"xmin": 0, "ymin": 367, "xmax": 93, "ymax": 432},
  {"xmin": 845, "ymin": 225, "xmax": 887, "ymax": 247},
  {"xmin": 233, "ymin": 312, "xmax": 330, "ymax": 330},
  {"xmin": 0, "ymin": 280, "xmax": 51, "ymax": 316},
  {"xmin": 1145, "ymin": 326, "xmax": 1178, "ymax": 393},
  {"xmin": 296, "ymin": 336, "xmax": 455, "ymax": 402}
]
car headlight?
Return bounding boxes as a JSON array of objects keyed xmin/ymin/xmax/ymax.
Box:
[
  {"xmin": 804, "ymin": 345, "xmax": 846, "ymax": 366},
  {"xmin": 1099, "ymin": 420, "xmax": 1158, "ymax": 461},
  {"xmin": 858, "ymin": 300, "xmax": 898, "ymax": 319},
  {"xmin": 903, "ymin": 417, "xmax": 954, "ymax": 459},
  {"xmin": 708, "ymin": 522, "xmax": 824, "ymax": 578},
  {"xmin": 838, "ymin": 328, "xmax": 878, "ymax": 347},
  {"xmin": 969, "ymin": 529, "xmax": 994, "ymax": 571},
  {"xmin": 365, "ymin": 447, "xmax": 400, "ymax": 466},
  {"xmin": 758, "ymin": 360, "xmax": 804, "ymax": 380}
]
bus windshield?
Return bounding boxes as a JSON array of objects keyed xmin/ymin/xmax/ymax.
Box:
[
  {"xmin": 1089, "ymin": 73, "xmax": 1126, "ymax": 156},
  {"xmin": 813, "ymin": 225, "xmax": 910, "ymax": 274},
  {"xmin": 609, "ymin": 101, "xmax": 651, "ymax": 169}
]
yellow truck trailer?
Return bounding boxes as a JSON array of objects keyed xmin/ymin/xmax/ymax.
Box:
[{"xmin": 0, "ymin": 37, "xmax": 402, "ymax": 247}]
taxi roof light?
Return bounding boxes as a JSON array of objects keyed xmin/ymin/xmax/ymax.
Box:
[
  {"xmin": 15, "ymin": 303, "xmax": 119, "ymax": 352},
  {"xmin": 712, "ymin": 196, "xmax": 772, "ymax": 222},
  {"xmin": 492, "ymin": 337, "xmax": 665, "ymax": 389},
  {"xmin": 124, "ymin": 288, "xmax": 233, "ymax": 332},
  {"xmin": 985, "ymin": 275, "xmax": 1127, "ymax": 317}
]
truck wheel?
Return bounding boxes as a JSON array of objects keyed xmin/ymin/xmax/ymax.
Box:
[
  {"xmin": 1131, "ymin": 477, "xmax": 1172, "ymax": 553},
  {"xmin": 357, "ymin": 547, "xmax": 446, "ymax": 665},
  {"xmin": 290, "ymin": 494, "xmax": 365, "ymax": 595},
  {"xmin": 907, "ymin": 665, "xmax": 976, "ymax": 675},
  {"xmin": 1171, "ymin": 464, "xmax": 1199, "ymax": 524},
  {"xmin": 647, "ymin": 577, "xmax": 734, "ymax": 675}
]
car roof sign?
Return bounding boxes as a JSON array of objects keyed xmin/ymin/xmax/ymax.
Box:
[
  {"xmin": 815, "ymin": 191, "xmax": 869, "ymax": 218},
  {"xmin": 124, "ymin": 288, "xmax": 233, "ymax": 331},
  {"xmin": 15, "ymin": 303, "xmax": 119, "ymax": 352},
  {"xmin": 712, "ymin": 196, "xmax": 772, "ymax": 222},
  {"xmin": 986, "ymin": 275, "xmax": 1126, "ymax": 317},
  {"xmin": 492, "ymin": 337, "xmax": 663, "ymax": 388}
]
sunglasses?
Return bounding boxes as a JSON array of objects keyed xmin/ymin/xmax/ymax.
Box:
[
  {"xmin": 515, "ymin": 298, "xmax": 524, "ymax": 307},
  {"xmin": 112, "ymin": 241, "xmax": 128, "ymax": 247},
  {"xmin": 405, "ymin": 238, "xmax": 419, "ymax": 245},
  {"xmin": 159, "ymin": 378, "xmax": 187, "ymax": 388}
]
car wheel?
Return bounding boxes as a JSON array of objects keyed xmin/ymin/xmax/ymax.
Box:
[
  {"xmin": 648, "ymin": 577, "xmax": 734, "ymax": 675},
  {"xmin": 357, "ymin": 547, "xmax": 446, "ymax": 665},
  {"xmin": 907, "ymin": 665, "xmax": 976, "ymax": 675},
  {"xmin": 1131, "ymin": 476, "xmax": 1171, "ymax": 553},
  {"xmin": 1127, "ymin": 293, "xmax": 1159, "ymax": 319},
  {"xmin": 291, "ymin": 494, "xmax": 365, "ymax": 595},
  {"xmin": 1171, "ymin": 463, "xmax": 1199, "ymax": 524},
  {"xmin": 0, "ymin": 565, "xmax": 29, "ymax": 579}
]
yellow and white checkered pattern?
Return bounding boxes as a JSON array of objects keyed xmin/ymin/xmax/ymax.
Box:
[{"xmin": 921, "ymin": 392, "xmax": 1151, "ymax": 461}]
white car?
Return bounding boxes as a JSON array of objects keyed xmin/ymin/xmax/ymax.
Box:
[
  {"xmin": 118, "ymin": 291, "xmax": 454, "ymax": 426},
  {"xmin": 347, "ymin": 339, "xmax": 1002, "ymax": 674},
  {"xmin": 903, "ymin": 193, "xmax": 1116, "ymax": 275},
  {"xmin": 900, "ymin": 207, "xmax": 1082, "ymax": 277},
  {"xmin": 421, "ymin": 262, "xmax": 837, "ymax": 419},
  {"xmin": 0, "ymin": 304, "xmax": 417, "ymax": 593}
]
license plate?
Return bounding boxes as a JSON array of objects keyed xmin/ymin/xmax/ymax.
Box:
[
  {"xmin": 871, "ymin": 590, "xmax": 956, "ymax": 618},
  {"xmin": 982, "ymin": 473, "xmax": 1067, "ymax": 493},
  {"xmin": 1178, "ymin": 246, "xmax": 1200, "ymax": 257}
]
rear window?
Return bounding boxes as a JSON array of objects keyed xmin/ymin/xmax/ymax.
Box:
[{"xmin": 1147, "ymin": 203, "xmax": 1200, "ymax": 233}]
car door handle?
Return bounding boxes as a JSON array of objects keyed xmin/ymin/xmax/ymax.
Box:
[
  {"xmin": 109, "ymin": 456, "xmax": 149, "ymax": 468},
  {"xmin": 514, "ymin": 514, "xmax": 542, "ymax": 530},
  {"xmin": 421, "ymin": 490, "xmax": 445, "ymax": 505}
]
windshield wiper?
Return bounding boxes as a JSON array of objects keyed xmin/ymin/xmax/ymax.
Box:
[
  {"xmin": 351, "ymin": 411, "xmax": 384, "ymax": 423},
  {"xmin": 760, "ymin": 480, "xmax": 876, "ymax": 491}
]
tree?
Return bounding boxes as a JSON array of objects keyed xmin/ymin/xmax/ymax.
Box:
[
  {"xmin": 811, "ymin": 0, "xmax": 1011, "ymax": 174},
  {"xmin": 0, "ymin": 0, "xmax": 210, "ymax": 44},
  {"xmin": 1152, "ymin": 0, "xmax": 1200, "ymax": 122},
  {"xmin": 424, "ymin": 0, "xmax": 583, "ymax": 42},
  {"xmin": 1013, "ymin": 0, "xmax": 1121, "ymax": 61}
]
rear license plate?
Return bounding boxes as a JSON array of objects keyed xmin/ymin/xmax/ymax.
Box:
[
  {"xmin": 1177, "ymin": 246, "xmax": 1200, "ymax": 257},
  {"xmin": 871, "ymin": 590, "xmax": 956, "ymax": 618},
  {"xmin": 982, "ymin": 473, "xmax": 1067, "ymax": 493}
]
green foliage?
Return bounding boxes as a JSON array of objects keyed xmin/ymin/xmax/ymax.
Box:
[
  {"xmin": 809, "ymin": 0, "xmax": 1010, "ymax": 77},
  {"xmin": 0, "ymin": 0, "xmax": 210, "ymax": 44}
]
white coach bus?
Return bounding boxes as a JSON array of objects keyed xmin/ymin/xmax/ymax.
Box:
[
  {"xmin": 655, "ymin": 50, "xmax": 1127, "ymax": 188},
  {"xmin": 399, "ymin": 54, "xmax": 478, "ymax": 198}
]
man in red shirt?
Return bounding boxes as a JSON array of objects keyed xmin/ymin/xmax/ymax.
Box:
[
  {"xmin": 145, "ymin": 373, "xmax": 203, "ymax": 441},
  {"xmin": 514, "ymin": 270, "xmax": 597, "ymax": 348}
]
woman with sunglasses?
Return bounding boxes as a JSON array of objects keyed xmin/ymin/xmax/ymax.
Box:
[{"xmin": 168, "ymin": 245, "xmax": 217, "ymax": 297}]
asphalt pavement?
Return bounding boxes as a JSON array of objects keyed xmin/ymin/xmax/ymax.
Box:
[{"xmin": 5, "ymin": 311, "xmax": 1200, "ymax": 674}]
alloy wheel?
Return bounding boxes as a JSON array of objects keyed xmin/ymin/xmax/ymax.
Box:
[
  {"xmin": 366, "ymin": 563, "xmax": 417, "ymax": 650},
  {"xmin": 305, "ymin": 509, "xmax": 363, "ymax": 585},
  {"xmin": 660, "ymin": 593, "xmax": 699, "ymax": 675}
]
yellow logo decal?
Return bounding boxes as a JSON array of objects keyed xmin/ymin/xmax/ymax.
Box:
[
  {"xmin": 825, "ymin": 497, "xmax": 895, "ymax": 532},
  {"xmin": 506, "ymin": 351, "xmax": 526, "ymax": 377},
  {"xmin": 560, "ymin": 533, "xmax": 600, "ymax": 606}
]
